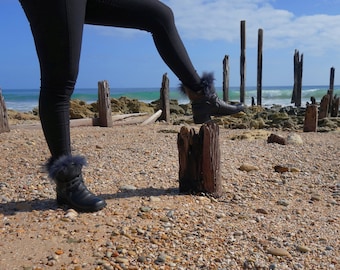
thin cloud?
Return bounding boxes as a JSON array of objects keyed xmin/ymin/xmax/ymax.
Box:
[
  {"xmin": 165, "ymin": 0, "xmax": 340, "ymax": 55},
  {"xmin": 88, "ymin": 0, "xmax": 340, "ymax": 56}
]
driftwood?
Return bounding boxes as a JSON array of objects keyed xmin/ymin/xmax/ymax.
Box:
[
  {"xmin": 69, "ymin": 113, "xmax": 149, "ymax": 127},
  {"xmin": 141, "ymin": 110, "xmax": 162, "ymax": 126},
  {"xmin": 177, "ymin": 122, "xmax": 222, "ymax": 197},
  {"xmin": 0, "ymin": 89, "xmax": 10, "ymax": 133},
  {"xmin": 304, "ymin": 104, "xmax": 318, "ymax": 132}
]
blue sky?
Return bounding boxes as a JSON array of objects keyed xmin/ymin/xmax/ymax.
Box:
[{"xmin": 1, "ymin": 0, "xmax": 340, "ymax": 89}]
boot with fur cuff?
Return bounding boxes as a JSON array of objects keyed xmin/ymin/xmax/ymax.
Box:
[
  {"xmin": 181, "ymin": 73, "xmax": 245, "ymax": 124},
  {"xmin": 47, "ymin": 155, "xmax": 107, "ymax": 212}
]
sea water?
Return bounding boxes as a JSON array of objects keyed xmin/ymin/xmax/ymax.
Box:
[{"xmin": 1, "ymin": 86, "xmax": 339, "ymax": 112}]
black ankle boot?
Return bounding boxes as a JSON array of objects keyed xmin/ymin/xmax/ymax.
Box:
[
  {"xmin": 181, "ymin": 73, "xmax": 245, "ymax": 124},
  {"xmin": 47, "ymin": 155, "xmax": 107, "ymax": 212}
]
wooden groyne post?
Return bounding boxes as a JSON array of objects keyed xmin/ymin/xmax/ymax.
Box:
[
  {"xmin": 223, "ymin": 55, "xmax": 230, "ymax": 102},
  {"xmin": 240, "ymin": 20, "xmax": 246, "ymax": 104},
  {"xmin": 291, "ymin": 49, "xmax": 303, "ymax": 107},
  {"xmin": 98, "ymin": 80, "xmax": 113, "ymax": 127},
  {"xmin": 177, "ymin": 121, "xmax": 222, "ymax": 197},
  {"xmin": 0, "ymin": 89, "xmax": 10, "ymax": 133},
  {"xmin": 257, "ymin": 29, "xmax": 263, "ymax": 106},
  {"xmin": 303, "ymin": 104, "xmax": 318, "ymax": 132},
  {"xmin": 328, "ymin": 67, "xmax": 335, "ymax": 114},
  {"xmin": 158, "ymin": 73, "xmax": 170, "ymax": 122}
]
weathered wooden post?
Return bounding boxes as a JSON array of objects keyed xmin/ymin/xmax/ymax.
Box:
[
  {"xmin": 257, "ymin": 28, "xmax": 263, "ymax": 106},
  {"xmin": 319, "ymin": 94, "xmax": 330, "ymax": 119},
  {"xmin": 223, "ymin": 55, "xmax": 230, "ymax": 102},
  {"xmin": 328, "ymin": 67, "xmax": 335, "ymax": 114},
  {"xmin": 158, "ymin": 73, "xmax": 170, "ymax": 122},
  {"xmin": 292, "ymin": 50, "xmax": 303, "ymax": 107},
  {"xmin": 303, "ymin": 104, "xmax": 318, "ymax": 132},
  {"xmin": 331, "ymin": 96, "xmax": 339, "ymax": 117},
  {"xmin": 177, "ymin": 121, "xmax": 222, "ymax": 197},
  {"xmin": 240, "ymin": 20, "xmax": 246, "ymax": 104},
  {"xmin": 98, "ymin": 80, "xmax": 113, "ymax": 127},
  {"xmin": 0, "ymin": 89, "xmax": 10, "ymax": 133}
]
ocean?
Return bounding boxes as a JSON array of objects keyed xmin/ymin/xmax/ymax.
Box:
[{"xmin": 1, "ymin": 86, "xmax": 339, "ymax": 112}]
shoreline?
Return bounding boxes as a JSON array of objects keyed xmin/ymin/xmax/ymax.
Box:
[{"xmin": 5, "ymin": 97, "xmax": 340, "ymax": 132}]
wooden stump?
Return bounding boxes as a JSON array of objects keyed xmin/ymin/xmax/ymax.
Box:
[
  {"xmin": 0, "ymin": 89, "xmax": 10, "ymax": 133},
  {"xmin": 98, "ymin": 80, "xmax": 113, "ymax": 127},
  {"xmin": 319, "ymin": 94, "xmax": 330, "ymax": 119},
  {"xmin": 158, "ymin": 73, "xmax": 170, "ymax": 122},
  {"xmin": 331, "ymin": 96, "xmax": 339, "ymax": 117},
  {"xmin": 177, "ymin": 122, "xmax": 222, "ymax": 197},
  {"xmin": 303, "ymin": 104, "xmax": 318, "ymax": 132}
]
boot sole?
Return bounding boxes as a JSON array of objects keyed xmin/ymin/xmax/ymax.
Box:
[{"xmin": 57, "ymin": 196, "xmax": 107, "ymax": 212}]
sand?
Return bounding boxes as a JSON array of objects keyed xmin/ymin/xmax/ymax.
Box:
[{"xmin": 0, "ymin": 121, "xmax": 339, "ymax": 269}]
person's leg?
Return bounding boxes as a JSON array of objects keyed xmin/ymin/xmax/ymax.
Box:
[
  {"xmin": 85, "ymin": 0, "xmax": 201, "ymax": 91},
  {"xmin": 19, "ymin": 0, "xmax": 84, "ymax": 159},
  {"xmin": 19, "ymin": 0, "xmax": 106, "ymax": 212},
  {"xmin": 85, "ymin": 0, "xmax": 244, "ymax": 123}
]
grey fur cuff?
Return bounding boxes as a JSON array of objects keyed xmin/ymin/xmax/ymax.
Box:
[{"xmin": 46, "ymin": 155, "xmax": 87, "ymax": 179}]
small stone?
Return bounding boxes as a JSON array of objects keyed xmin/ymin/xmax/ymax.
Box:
[
  {"xmin": 290, "ymin": 167, "xmax": 300, "ymax": 173},
  {"xmin": 160, "ymin": 216, "xmax": 169, "ymax": 222},
  {"xmin": 65, "ymin": 209, "xmax": 78, "ymax": 220},
  {"xmin": 297, "ymin": 245, "xmax": 311, "ymax": 253},
  {"xmin": 115, "ymin": 257, "xmax": 129, "ymax": 264},
  {"xmin": 119, "ymin": 185, "xmax": 137, "ymax": 191},
  {"xmin": 274, "ymin": 165, "xmax": 289, "ymax": 173},
  {"xmin": 140, "ymin": 206, "xmax": 152, "ymax": 212},
  {"xmin": 256, "ymin": 208, "xmax": 269, "ymax": 214},
  {"xmin": 277, "ymin": 199, "xmax": 289, "ymax": 206},
  {"xmin": 311, "ymin": 194, "xmax": 321, "ymax": 201},
  {"xmin": 267, "ymin": 247, "xmax": 291, "ymax": 257},
  {"xmin": 239, "ymin": 164, "xmax": 259, "ymax": 172},
  {"xmin": 55, "ymin": 249, "xmax": 64, "ymax": 255},
  {"xmin": 155, "ymin": 253, "xmax": 167, "ymax": 264},
  {"xmin": 149, "ymin": 196, "xmax": 161, "ymax": 202},
  {"xmin": 137, "ymin": 255, "xmax": 146, "ymax": 263}
]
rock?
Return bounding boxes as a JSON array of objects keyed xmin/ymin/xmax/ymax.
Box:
[
  {"xmin": 287, "ymin": 133, "xmax": 303, "ymax": 145},
  {"xmin": 311, "ymin": 194, "xmax": 321, "ymax": 201},
  {"xmin": 256, "ymin": 208, "xmax": 269, "ymax": 214},
  {"xmin": 267, "ymin": 247, "xmax": 291, "ymax": 257},
  {"xmin": 115, "ymin": 257, "xmax": 129, "ymax": 264},
  {"xmin": 119, "ymin": 185, "xmax": 137, "ymax": 191},
  {"xmin": 64, "ymin": 209, "xmax": 78, "ymax": 220},
  {"xmin": 274, "ymin": 165, "xmax": 289, "ymax": 173},
  {"xmin": 267, "ymin": 133, "xmax": 287, "ymax": 145},
  {"xmin": 239, "ymin": 164, "xmax": 259, "ymax": 172},
  {"xmin": 297, "ymin": 245, "xmax": 311, "ymax": 253},
  {"xmin": 277, "ymin": 199, "xmax": 289, "ymax": 206},
  {"xmin": 69, "ymin": 99, "xmax": 96, "ymax": 119}
]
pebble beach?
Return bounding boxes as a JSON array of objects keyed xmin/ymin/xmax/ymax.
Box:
[{"xmin": 0, "ymin": 115, "xmax": 339, "ymax": 269}]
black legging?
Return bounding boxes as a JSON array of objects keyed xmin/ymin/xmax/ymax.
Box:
[{"xmin": 19, "ymin": 0, "xmax": 201, "ymax": 160}]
